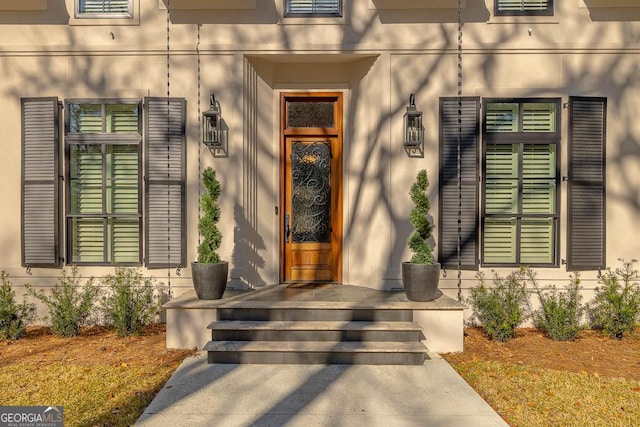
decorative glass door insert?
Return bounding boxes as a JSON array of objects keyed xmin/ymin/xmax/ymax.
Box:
[{"xmin": 291, "ymin": 141, "xmax": 331, "ymax": 243}]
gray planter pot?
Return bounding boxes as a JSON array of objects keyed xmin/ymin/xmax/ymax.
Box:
[
  {"xmin": 402, "ymin": 262, "xmax": 441, "ymax": 302},
  {"xmin": 191, "ymin": 261, "xmax": 229, "ymax": 300}
]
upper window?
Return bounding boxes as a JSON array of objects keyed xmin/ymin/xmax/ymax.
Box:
[
  {"xmin": 66, "ymin": 100, "xmax": 142, "ymax": 265},
  {"xmin": 482, "ymin": 99, "xmax": 561, "ymax": 266},
  {"xmin": 75, "ymin": 0, "xmax": 133, "ymax": 18},
  {"xmin": 494, "ymin": 0, "xmax": 553, "ymax": 16},
  {"xmin": 284, "ymin": 0, "xmax": 342, "ymax": 17}
]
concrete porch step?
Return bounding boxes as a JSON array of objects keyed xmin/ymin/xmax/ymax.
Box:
[
  {"xmin": 216, "ymin": 307, "xmax": 413, "ymax": 322},
  {"xmin": 204, "ymin": 340, "xmax": 428, "ymax": 365},
  {"xmin": 206, "ymin": 301, "xmax": 430, "ymax": 365},
  {"xmin": 207, "ymin": 320, "xmax": 425, "ymax": 342}
]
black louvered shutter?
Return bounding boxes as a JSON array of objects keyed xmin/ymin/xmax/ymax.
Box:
[
  {"xmin": 438, "ymin": 97, "xmax": 480, "ymax": 270},
  {"xmin": 21, "ymin": 98, "xmax": 61, "ymax": 267},
  {"xmin": 567, "ymin": 96, "xmax": 606, "ymax": 271},
  {"xmin": 145, "ymin": 97, "xmax": 186, "ymax": 268}
]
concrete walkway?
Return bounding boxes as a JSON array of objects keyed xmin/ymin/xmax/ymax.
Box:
[{"xmin": 136, "ymin": 353, "xmax": 509, "ymax": 427}]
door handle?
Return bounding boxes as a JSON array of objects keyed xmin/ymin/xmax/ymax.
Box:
[{"xmin": 284, "ymin": 214, "xmax": 291, "ymax": 243}]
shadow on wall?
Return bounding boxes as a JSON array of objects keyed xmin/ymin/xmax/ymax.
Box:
[
  {"xmin": 232, "ymin": 203, "xmax": 267, "ymax": 289},
  {"xmin": 0, "ymin": 3, "xmax": 69, "ymax": 25},
  {"xmin": 608, "ymin": 131, "xmax": 640, "ymax": 214},
  {"xmin": 581, "ymin": 1, "xmax": 640, "ymax": 22},
  {"xmin": 373, "ymin": 0, "xmax": 490, "ymax": 24},
  {"xmin": 161, "ymin": 0, "xmax": 279, "ymax": 25}
]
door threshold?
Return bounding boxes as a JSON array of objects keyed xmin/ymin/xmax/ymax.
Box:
[{"xmin": 285, "ymin": 282, "xmax": 337, "ymax": 289}]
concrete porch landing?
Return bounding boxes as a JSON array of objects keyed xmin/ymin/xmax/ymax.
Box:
[{"xmin": 165, "ymin": 284, "xmax": 465, "ymax": 353}]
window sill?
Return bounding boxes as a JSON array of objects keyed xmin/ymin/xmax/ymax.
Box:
[
  {"xmin": 487, "ymin": 16, "xmax": 559, "ymax": 25},
  {"xmin": 0, "ymin": 0, "xmax": 47, "ymax": 10},
  {"xmin": 69, "ymin": 16, "xmax": 138, "ymax": 26},
  {"xmin": 481, "ymin": 263, "xmax": 560, "ymax": 269},
  {"xmin": 279, "ymin": 16, "xmax": 346, "ymax": 25}
]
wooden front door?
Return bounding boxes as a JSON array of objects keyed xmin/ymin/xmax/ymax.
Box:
[{"xmin": 280, "ymin": 93, "xmax": 343, "ymax": 283}]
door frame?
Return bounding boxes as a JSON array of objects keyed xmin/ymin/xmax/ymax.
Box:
[{"xmin": 279, "ymin": 92, "xmax": 343, "ymax": 283}]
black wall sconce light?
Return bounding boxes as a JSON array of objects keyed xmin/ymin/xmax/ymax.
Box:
[
  {"xmin": 404, "ymin": 93, "xmax": 424, "ymax": 147},
  {"xmin": 203, "ymin": 94, "xmax": 226, "ymax": 147}
]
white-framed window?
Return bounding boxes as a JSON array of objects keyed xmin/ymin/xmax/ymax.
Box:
[
  {"xmin": 284, "ymin": 0, "xmax": 342, "ymax": 17},
  {"xmin": 75, "ymin": 0, "xmax": 133, "ymax": 18}
]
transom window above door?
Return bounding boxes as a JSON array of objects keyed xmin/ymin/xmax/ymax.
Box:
[
  {"xmin": 286, "ymin": 101, "xmax": 335, "ymax": 129},
  {"xmin": 284, "ymin": 0, "xmax": 342, "ymax": 17},
  {"xmin": 75, "ymin": 0, "xmax": 133, "ymax": 18},
  {"xmin": 495, "ymin": 0, "xmax": 553, "ymax": 16}
]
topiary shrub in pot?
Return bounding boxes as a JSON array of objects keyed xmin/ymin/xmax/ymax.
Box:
[
  {"xmin": 402, "ymin": 169, "xmax": 441, "ymax": 301},
  {"xmin": 191, "ymin": 167, "xmax": 228, "ymax": 300}
]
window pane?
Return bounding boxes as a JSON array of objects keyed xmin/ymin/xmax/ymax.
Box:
[
  {"xmin": 483, "ymin": 218, "xmax": 517, "ymax": 264},
  {"xmin": 522, "ymin": 144, "xmax": 556, "ymax": 214},
  {"xmin": 523, "ymin": 103, "xmax": 556, "ymax": 132},
  {"xmin": 71, "ymin": 218, "xmax": 104, "ymax": 263},
  {"xmin": 522, "ymin": 181, "xmax": 555, "ymax": 214},
  {"xmin": 69, "ymin": 104, "xmax": 102, "ymax": 133},
  {"xmin": 107, "ymin": 104, "xmax": 139, "ymax": 133},
  {"xmin": 70, "ymin": 145, "xmax": 103, "ymax": 214},
  {"xmin": 485, "ymin": 181, "xmax": 518, "ymax": 214},
  {"xmin": 486, "ymin": 103, "xmax": 518, "ymax": 132},
  {"xmin": 523, "ymin": 144, "xmax": 555, "ymax": 177},
  {"xmin": 486, "ymin": 144, "xmax": 518, "ymax": 178},
  {"xmin": 110, "ymin": 218, "xmax": 140, "ymax": 263},
  {"xmin": 286, "ymin": 0, "xmax": 341, "ymax": 15},
  {"xmin": 70, "ymin": 218, "xmax": 140, "ymax": 263},
  {"xmin": 79, "ymin": 0, "xmax": 130, "ymax": 14},
  {"xmin": 497, "ymin": 0, "xmax": 549, "ymax": 12},
  {"xmin": 521, "ymin": 219, "xmax": 554, "ymax": 263},
  {"xmin": 485, "ymin": 144, "xmax": 518, "ymax": 214},
  {"xmin": 107, "ymin": 145, "xmax": 139, "ymax": 214},
  {"xmin": 287, "ymin": 102, "xmax": 335, "ymax": 128},
  {"xmin": 69, "ymin": 103, "xmax": 139, "ymax": 133}
]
